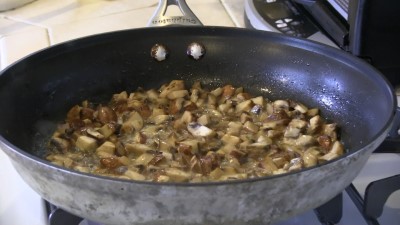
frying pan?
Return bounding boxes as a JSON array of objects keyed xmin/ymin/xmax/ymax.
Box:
[{"xmin": 0, "ymin": 0, "xmax": 396, "ymax": 224}]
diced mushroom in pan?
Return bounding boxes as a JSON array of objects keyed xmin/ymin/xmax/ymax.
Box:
[
  {"xmin": 187, "ymin": 122, "xmax": 215, "ymax": 137},
  {"xmin": 45, "ymin": 80, "xmax": 344, "ymax": 182}
]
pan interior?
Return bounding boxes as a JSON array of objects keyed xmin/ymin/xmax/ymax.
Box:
[{"xmin": 0, "ymin": 27, "xmax": 395, "ymax": 159}]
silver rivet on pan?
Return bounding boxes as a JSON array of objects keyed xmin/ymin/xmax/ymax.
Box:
[
  {"xmin": 151, "ymin": 44, "xmax": 169, "ymax": 61},
  {"xmin": 187, "ymin": 42, "xmax": 205, "ymax": 60}
]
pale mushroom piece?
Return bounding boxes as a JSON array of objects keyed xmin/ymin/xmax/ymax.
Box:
[
  {"xmin": 243, "ymin": 121, "xmax": 259, "ymax": 133},
  {"xmin": 284, "ymin": 127, "xmax": 301, "ymax": 138},
  {"xmin": 272, "ymin": 168, "xmax": 287, "ymax": 175},
  {"xmin": 179, "ymin": 140, "xmax": 199, "ymax": 154},
  {"xmin": 151, "ymin": 108, "xmax": 166, "ymax": 117},
  {"xmin": 256, "ymin": 135, "xmax": 269, "ymax": 143},
  {"xmin": 112, "ymin": 91, "xmax": 128, "ymax": 102},
  {"xmin": 294, "ymin": 103, "xmax": 308, "ymax": 113},
  {"xmin": 273, "ymin": 100, "xmax": 289, "ymax": 110},
  {"xmin": 288, "ymin": 119, "xmax": 308, "ymax": 129},
  {"xmin": 159, "ymin": 80, "xmax": 185, "ymax": 98},
  {"xmin": 146, "ymin": 89, "xmax": 159, "ymax": 100},
  {"xmin": 221, "ymin": 134, "xmax": 241, "ymax": 145},
  {"xmin": 260, "ymin": 156, "xmax": 278, "ymax": 172},
  {"xmin": 330, "ymin": 141, "xmax": 344, "ymax": 155},
  {"xmin": 197, "ymin": 114, "xmax": 210, "ymax": 126},
  {"xmin": 151, "ymin": 115, "xmax": 170, "ymax": 124},
  {"xmin": 218, "ymin": 102, "xmax": 232, "ymax": 113},
  {"xmin": 303, "ymin": 148, "xmax": 320, "ymax": 167},
  {"xmin": 160, "ymin": 151, "xmax": 173, "ymax": 160},
  {"xmin": 236, "ymin": 99, "xmax": 254, "ymax": 112},
  {"xmin": 167, "ymin": 90, "xmax": 189, "ymax": 99},
  {"xmin": 288, "ymin": 158, "xmax": 304, "ymax": 171},
  {"xmin": 156, "ymin": 175, "xmax": 171, "ymax": 182},
  {"xmin": 75, "ymin": 136, "xmax": 97, "ymax": 152},
  {"xmin": 180, "ymin": 111, "xmax": 193, "ymax": 124},
  {"xmin": 96, "ymin": 141, "xmax": 116, "ymax": 155},
  {"xmin": 210, "ymin": 87, "xmax": 223, "ymax": 97},
  {"xmin": 74, "ymin": 166, "xmax": 90, "ymax": 173},
  {"xmin": 97, "ymin": 123, "xmax": 117, "ymax": 138},
  {"xmin": 295, "ymin": 135, "xmax": 316, "ymax": 147},
  {"xmin": 187, "ymin": 122, "xmax": 215, "ymax": 137},
  {"xmin": 307, "ymin": 108, "xmax": 320, "ymax": 117},
  {"xmin": 319, "ymin": 140, "xmax": 344, "ymax": 161},
  {"xmin": 135, "ymin": 153, "xmax": 156, "ymax": 166},
  {"xmin": 125, "ymin": 143, "xmax": 152, "ymax": 155},
  {"xmin": 251, "ymin": 96, "xmax": 264, "ymax": 105},
  {"xmin": 122, "ymin": 111, "xmax": 143, "ymax": 132},
  {"xmin": 319, "ymin": 152, "xmax": 340, "ymax": 161},
  {"xmin": 209, "ymin": 168, "xmax": 224, "ymax": 180},
  {"xmin": 227, "ymin": 121, "xmax": 242, "ymax": 135},
  {"xmin": 165, "ymin": 168, "xmax": 191, "ymax": 182},
  {"xmin": 323, "ymin": 123, "xmax": 338, "ymax": 141},
  {"xmin": 96, "ymin": 151, "xmax": 114, "ymax": 158},
  {"xmin": 170, "ymin": 98, "xmax": 185, "ymax": 114},
  {"xmin": 207, "ymin": 94, "xmax": 217, "ymax": 106},
  {"xmin": 219, "ymin": 173, "xmax": 248, "ymax": 181},
  {"xmin": 124, "ymin": 169, "xmax": 146, "ymax": 181},
  {"xmin": 190, "ymin": 88, "xmax": 200, "ymax": 102},
  {"xmin": 86, "ymin": 128, "xmax": 104, "ymax": 140},
  {"xmin": 247, "ymin": 142, "xmax": 270, "ymax": 150},
  {"xmin": 309, "ymin": 115, "xmax": 323, "ymax": 133},
  {"xmin": 118, "ymin": 156, "xmax": 131, "ymax": 166}
]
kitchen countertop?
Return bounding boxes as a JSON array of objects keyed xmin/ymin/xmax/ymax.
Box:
[{"xmin": 1, "ymin": 1, "xmax": 400, "ymax": 225}]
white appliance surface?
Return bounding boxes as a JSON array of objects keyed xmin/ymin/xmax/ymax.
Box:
[{"xmin": 1, "ymin": 1, "xmax": 399, "ymax": 225}]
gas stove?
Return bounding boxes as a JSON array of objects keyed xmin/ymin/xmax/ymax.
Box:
[{"xmin": 1, "ymin": 1, "xmax": 400, "ymax": 225}]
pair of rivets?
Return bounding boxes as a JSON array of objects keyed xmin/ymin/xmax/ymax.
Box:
[{"xmin": 150, "ymin": 42, "xmax": 205, "ymax": 61}]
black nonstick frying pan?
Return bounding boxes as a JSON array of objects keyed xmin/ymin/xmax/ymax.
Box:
[{"xmin": 0, "ymin": 0, "xmax": 396, "ymax": 224}]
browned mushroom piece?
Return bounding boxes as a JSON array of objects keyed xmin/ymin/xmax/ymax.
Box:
[{"xmin": 45, "ymin": 80, "xmax": 344, "ymax": 182}]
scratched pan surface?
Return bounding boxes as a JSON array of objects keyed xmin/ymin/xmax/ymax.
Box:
[{"xmin": 0, "ymin": 26, "xmax": 396, "ymax": 225}]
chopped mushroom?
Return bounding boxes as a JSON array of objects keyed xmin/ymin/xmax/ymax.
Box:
[
  {"xmin": 96, "ymin": 141, "xmax": 116, "ymax": 157},
  {"xmin": 167, "ymin": 90, "xmax": 189, "ymax": 100},
  {"xmin": 187, "ymin": 122, "xmax": 215, "ymax": 137},
  {"xmin": 273, "ymin": 100, "xmax": 289, "ymax": 110},
  {"xmin": 159, "ymin": 80, "xmax": 185, "ymax": 98},
  {"xmin": 75, "ymin": 136, "xmax": 97, "ymax": 152},
  {"xmin": 45, "ymin": 80, "xmax": 344, "ymax": 182},
  {"xmin": 236, "ymin": 100, "xmax": 254, "ymax": 112},
  {"xmin": 98, "ymin": 123, "xmax": 117, "ymax": 138},
  {"xmin": 319, "ymin": 141, "xmax": 344, "ymax": 161},
  {"xmin": 86, "ymin": 128, "xmax": 104, "ymax": 140},
  {"xmin": 165, "ymin": 168, "xmax": 191, "ymax": 182},
  {"xmin": 124, "ymin": 169, "xmax": 146, "ymax": 180}
]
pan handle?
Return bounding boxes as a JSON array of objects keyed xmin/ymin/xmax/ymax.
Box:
[{"xmin": 148, "ymin": 0, "xmax": 203, "ymax": 27}]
